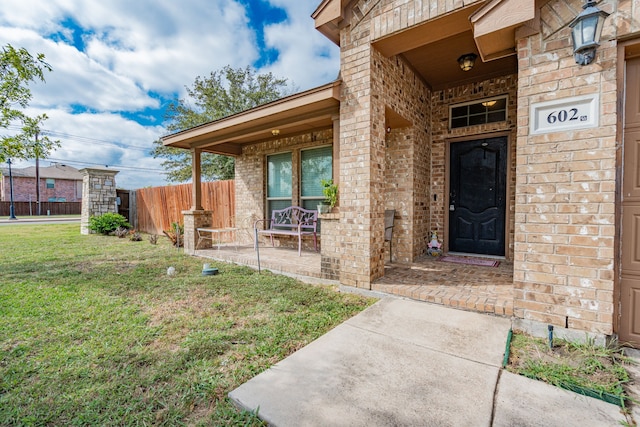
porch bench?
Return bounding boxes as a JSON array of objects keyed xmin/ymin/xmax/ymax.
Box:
[{"xmin": 254, "ymin": 206, "xmax": 318, "ymax": 256}]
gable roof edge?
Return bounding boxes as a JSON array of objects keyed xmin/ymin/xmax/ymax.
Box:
[
  {"xmin": 470, "ymin": 0, "xmax": 540, "ymax": 61},
  {"xmin": 312, "ymin": 0, "xmax": 347, "ymax": 45}
]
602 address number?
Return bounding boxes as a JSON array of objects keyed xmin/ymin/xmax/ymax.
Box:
[
  {"xmin": 546, "ymin": 108, "xmax": 588, "ymax": 124},
  {"xmin": 531, "ymin": 95, "xmax": 598, "ymax": 134}
]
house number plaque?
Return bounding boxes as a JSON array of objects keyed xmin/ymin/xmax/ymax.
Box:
[{"xmin": 530, "ymin": 94, "xmax": 599, "ymax": 135}]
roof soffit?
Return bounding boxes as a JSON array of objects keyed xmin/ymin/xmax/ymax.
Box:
[
  {"xmin": 161, "ymin": 81, "xmax": 341, "ymax": 156},
  {"xmin": 372, "ymin": 3, "xmax": 485, "ymax": 58},
  {"xmin": 370, "ymin": 1, "xmax": 548, "ymax": 88},
  {"xmin": 372, "ymin": 4, "xmax": 519, "ymax": 90}
]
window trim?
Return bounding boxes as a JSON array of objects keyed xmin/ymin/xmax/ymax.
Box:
[{"xmin": 265, "ymin": 145, "xmax": 334, "ymax": 216}]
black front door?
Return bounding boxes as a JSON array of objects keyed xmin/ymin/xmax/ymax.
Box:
[{"xmin": 449, "ymin": 137, "xmax": 507, "ymax": 256}]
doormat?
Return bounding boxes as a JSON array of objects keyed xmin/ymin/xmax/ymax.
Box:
[{"xmin": 437, "ymin": 256, "xmax": 500, "ymax": 267}]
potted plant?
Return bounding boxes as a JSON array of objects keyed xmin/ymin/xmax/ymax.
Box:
[{"xmin": 318, "ymin": 179, "xmax": 338, "ymax": 213}]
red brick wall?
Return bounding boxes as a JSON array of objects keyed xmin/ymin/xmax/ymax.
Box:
[{"xmin": 2, "ymin": 177, "xmax": 81, "ymax": 202}]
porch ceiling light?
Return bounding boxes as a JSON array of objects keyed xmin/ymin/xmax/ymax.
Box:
[
  {"xmin": 569, "ymin": 0, "xmax": 609, "ymax": 66},
  {"xmin": 457, "ymin": 53, "xmax": 477, "ymax": 72},
  {"xmin": 271, "ymin": 129, "xmax": 280, "ymax": 136}
]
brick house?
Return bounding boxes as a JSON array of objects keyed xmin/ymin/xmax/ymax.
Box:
[
  {"xmin": 163, "ymin": 0, "xmax": 640, "ymax": 344},
  {"xmin": 0, "ymin": 164, "xmax": 83, "ymax": 202}
]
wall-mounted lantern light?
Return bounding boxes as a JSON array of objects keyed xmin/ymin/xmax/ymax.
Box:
[
  {"xmin": 569, "ymin": 0, "xmax": 609, "ymax": 65},
  {"xmin": 457, "ymin": 53, "xmax": 477, "ymax": 72}
]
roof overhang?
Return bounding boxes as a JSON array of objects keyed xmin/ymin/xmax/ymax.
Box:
[
  {"xmin": 470, "ymin": 0, "xmax": 540, "ymax": 61},
  {"xmin": 373, "ymin": 3, "xmax": 485, "ymax": 58},
  {"xmin": 312, "ymin": 0, "xmax": 348, "ymax": 45},
  {"xmin": 370, "ymin": 0, "xmax": 542, "ymax": 89},
  {"xmin": 373, "ymin": 0, "xmax": 539, "ymax": 63},
  {"xmin": 161, "ymin": 81, "xmax": 341, "ymax": 156},
  {"xmin": 372, "ymin": 4, "xmax": 517, "ymax": 90}
]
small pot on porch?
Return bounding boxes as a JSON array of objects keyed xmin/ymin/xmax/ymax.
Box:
[
  {"xmin": 320, "ymin": 179, "xmax": 338, "ymax": 212},
  {"xmin": 317, "ymin": 203, "xmax": 332, "ymax": 214}
]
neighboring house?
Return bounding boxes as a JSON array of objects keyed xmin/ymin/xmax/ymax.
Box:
[
  {"xmin": 163, "ymin": 1, "xmax": 640, "ymax": 345},
  {"xmin": 0, "ymin": 164, "xmax": 83, "ymax": 202}
]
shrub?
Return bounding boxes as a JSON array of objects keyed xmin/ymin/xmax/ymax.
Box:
[
  {"xmin": 129, "ymin": 230, "xmax": 142, "ymax": 241},
  {"xmin": 88, "ymin": 213, "xmax": 131, "ymax": 235},
  {"xmin": 170, "ymin": 222, "xmax": 184, "ymax": 235},
  {"xmin": 114, "ymin": 227, "xmax": 129, "ymax": 238},
  {"xmin": 321, "ymin": 179, "xmax": 338, "ymax": 208},
  {"xmin": 163, "ymin": 222, "xmax": 184, "ymax": 247}
]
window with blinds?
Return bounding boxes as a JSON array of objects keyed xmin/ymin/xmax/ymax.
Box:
[
  {"xmin": 265, "ymin": 146, "xmax": 333, "ymax": 221},
  {"xmin": 300, "ymin": 146, "xmax": 332, "ymax": 211},
  {"xmin": 267, "ymin": 152, "xmax": 292, "ymax": 216}
]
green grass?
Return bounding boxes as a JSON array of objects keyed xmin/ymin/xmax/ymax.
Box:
[
  {"xmin": 0, "ymin": 224, "xmax": 374, "ymax": 426},
  {"xmin": 507, "ymin": 332, "xmax": 632, "ymax": 406}
]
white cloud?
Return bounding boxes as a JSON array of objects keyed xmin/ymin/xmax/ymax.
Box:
[
  {"xmin": 0, "ymin": 1, "xmax": 261, "ymax": 109},
  {"xmin": 76, "ymin": 1, "xmax": 260, "ymax": 94},
  {"xmin": 11, "ymin": 107, "xmax": 168, "ymax": 189},
  {"xmin": 0, "ymin": 0, "xmax": 340, "ymax": 189},
  {"xmin": 263, "ymin": 0, "xmax": 340, "ymax": 90}
]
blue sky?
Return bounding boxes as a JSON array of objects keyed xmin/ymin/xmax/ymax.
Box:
[{"xmin": 0, "ymin": 0, "xmax": 339, "ymax": 189}]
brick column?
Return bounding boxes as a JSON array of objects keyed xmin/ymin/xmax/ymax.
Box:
[
  {"xmin": 80, "ymin": 168, "xmax": 119, "ymax": 235},
  {"xmin": 339, "ymin": 24, "xmax": 388, "ymax": 289},
  {"xmin": 320, "ymin": 212, "xmax": 340, "ymax": 280},
  {"xmin": 183, "ymin": 210, "xmax": 212, "ymax": 255}
]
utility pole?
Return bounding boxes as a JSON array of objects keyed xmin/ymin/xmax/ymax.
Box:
[
  {"xmin": 35, "ymin": 131, "xmax": 40, "ymax": 216},
  {"xmin": 7, "ymin": 158, "xmax": 17, "ymax": 220}
]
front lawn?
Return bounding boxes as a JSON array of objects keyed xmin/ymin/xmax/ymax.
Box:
[{"xmin": 0, "ymin": 224, "xmax": 373, "ymax": 425}]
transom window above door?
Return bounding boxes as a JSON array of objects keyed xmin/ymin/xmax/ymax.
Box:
[{"xmin": 450, "ymin": 96, "xmax": 507, "ymax": 129}]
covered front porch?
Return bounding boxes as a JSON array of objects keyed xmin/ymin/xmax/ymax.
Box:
[{"xmin": 195, "ymin": 244, "xmax": 514, "ymax": 317}]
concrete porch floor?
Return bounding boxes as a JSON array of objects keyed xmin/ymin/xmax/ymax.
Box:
[{"xmin": 195, "ymin": 243, "xmax": 514, "ymax": 317}]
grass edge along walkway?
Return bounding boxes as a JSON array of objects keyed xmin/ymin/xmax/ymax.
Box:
[{"xmin": 0, "ymin": 223, "xmax": 374, "ymax": 426}]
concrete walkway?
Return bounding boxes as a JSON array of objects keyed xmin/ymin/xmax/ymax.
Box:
[
  {"xmin": 230, "ymin": 298, "xmax": 627, "ymax": 426},
  {"xmin": 0, "ymin": 216, "xmax": 80, "ymax": 225}
]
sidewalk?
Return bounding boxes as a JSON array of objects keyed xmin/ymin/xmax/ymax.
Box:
[
  {"xmin": 0, "ymin": 216, "xmax": 80, "ymax": 224},
  {"xmin": 229, "ymin": 298, "xmax": 627, "ymax": 426}
]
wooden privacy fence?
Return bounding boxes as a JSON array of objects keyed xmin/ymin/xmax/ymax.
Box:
[
  {"xmin": 135, "ymin": 180, "xmax": 235, "ymax": 235},
  {"xmin": 0, "ymin": 201, "xmax": 81, "ymax": 216}
]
